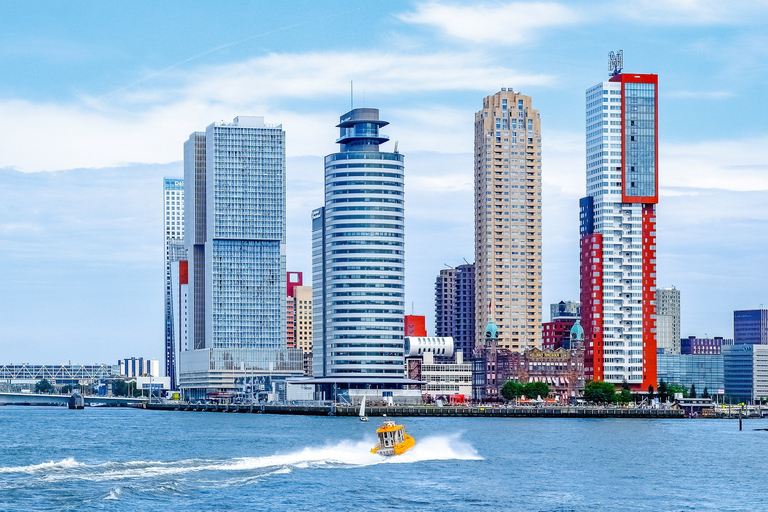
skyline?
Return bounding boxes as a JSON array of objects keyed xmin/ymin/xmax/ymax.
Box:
[{"xmin": 2, "ymin": 1, "xmax": 768, "ymax": 363}]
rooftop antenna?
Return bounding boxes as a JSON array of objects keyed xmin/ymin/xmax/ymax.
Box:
[
  {"xmin": 609, "ymin": 50, "xmax": 623, "ymax": 77},
  {"xmin": 393, "ymin": 141, "xmax": 399, "ymax": 154},
  {"xmin": 350, "ymin": 81, "xmax": 353, "ymax": 110},
  {"xmin": 411, "ymin": 302, "xmax": 415, "ymax": 315},
  {"xmin": 463, "ymin": 258, "xmax": 470, "ymax": 265}
]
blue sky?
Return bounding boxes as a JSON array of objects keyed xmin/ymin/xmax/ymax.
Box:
[{"xmin": 2, "ymin": 0, "xmax": 768, "ymax": 364}]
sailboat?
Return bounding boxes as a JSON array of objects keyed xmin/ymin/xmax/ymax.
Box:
[{"xmin": 359, "ymin": 395, "xmax": 369, "ymax": 422}]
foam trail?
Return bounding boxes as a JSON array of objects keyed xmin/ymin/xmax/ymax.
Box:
[{"xmin": 1, "ymin": 434, "xmax": 481, "ymax": 483}]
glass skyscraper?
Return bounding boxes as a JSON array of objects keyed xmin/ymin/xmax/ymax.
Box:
[
  {"xmin": 180, "ymin": 116, "xmax": 299, "ymax": 398},
  {"xmin": 163, "ymin": 177, "xmax": 186, "ymax": 390},
  {"xmin": 312, "ymin": 108, "xmax": 406, "ymax": 380}
]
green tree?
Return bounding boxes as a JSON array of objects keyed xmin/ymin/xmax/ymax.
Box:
[
  {"xmin": 522, "ymin": 382, "xmax": 550, "ymax": 399},
  {"xmin": 583, "ymin": 381, "xmax": 617, "ymax": 404},
  {"xmin": 622, "ymin": 379, "xmax": 631, "ymax": 392},
  {"xmin": 689, "ymin": 384, "xmax": 697, "ymax": 398},
  {"xmin": 702, "ymin": 387, "xmax": 710, "ymax": 399},
  {"xmin": 658, "ymin": 380, "xmax": 668, "ymax": 402},
  {"xmin": 34, "ymin": 379, "xmax": 55, "ymax": 394},
  {"xmin": 112, "ymin": 379, "xmax": 136, "ymax": 397},
  {"xmin": 647, "ymin": 385, "xmax": 655, "ymax": 400},
  {"xmin": 667, "ymin": 384, "xmax": 688, "ymax": 399},
  {"xmin": 500, "ymin": 381, "xmax": 524, "ymax": 401},
  {"xmin": 617, "ymin": 388, "xmax": 633, "ymax": 405}
]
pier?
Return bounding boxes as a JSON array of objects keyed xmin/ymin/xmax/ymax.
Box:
[
  {"xmin": 144, "ymin": 402, "xmax": 685, "ymax": 418},
  {"xmin": 0, "ymin": 392, "xmax": 147, "ymax": 407}
]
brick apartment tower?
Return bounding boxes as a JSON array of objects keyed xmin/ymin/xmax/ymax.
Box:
[
  {"xmin": 474, "ymin": 90, "xmax": 542, "ymax": 351},
  {"xmin": 580, "ymin": 55, "xmax": 658, "ymax": 391}
]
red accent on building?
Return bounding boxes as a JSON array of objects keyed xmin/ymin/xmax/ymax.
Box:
[
  {"xmin": 641, "ymin": 205, "xmax": 657, "ymax": 390},
  {"xmin": 580, "ymin": 233, "xmax": 603, "ymax": 382},
  {"xmin": 404, "ymin": 315, "xmax": 427, "ymax": 337},
  {"xmin": 287, "ymin": 271, "xmax": 303, "ymax": 297},
  {"xmin": 542, "ymin": 319, "xmax": 576, "ymax": 350},
  {"xmin": 179, "ymin": 260, "xmax": 188, "ymax": 285},
  {"xmin": 614, "ymin": 73, "xmax": 659, "ymax": 205}
]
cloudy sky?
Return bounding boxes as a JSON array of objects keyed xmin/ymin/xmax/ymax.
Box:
[{"xmin": 2, "ymin": 0, "xmax": 768, "ymax": 365}]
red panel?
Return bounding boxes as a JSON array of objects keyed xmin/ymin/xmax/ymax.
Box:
[
  {"xmin": 580, "ymin": 233, "xmax": 603, "ymax": 381},
  {"xmin": 641, "ymin": 205, "xmax": 657, "ymax": 390},
  {"xmin": 404, "ymin": 315, "xmax": 427, "ymax": 337},
  {"xmin": 286, "ymin": 297, "xmax": 296, "ymax": 349},
  {"xmin": 618, "ymin": 73, "xmax": 659, "ymax": 205},
  {"xmin": 178, "ymin": 260, "xmax": 188, "ymax": 285},
  {"xmin": 287, "ymin": 271, "xmax": 303, "ymax": 297}
]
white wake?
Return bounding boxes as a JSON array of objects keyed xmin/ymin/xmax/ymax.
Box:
[{"xmin": 0, "ymin": 434, "xmax": 481, "ymax": 484}]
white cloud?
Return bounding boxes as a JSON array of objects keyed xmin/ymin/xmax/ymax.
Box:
[
  {"xmin": 617, "ymin": 0, "xmax": 768, "ymax": 25},
  {"xmin": 0, "ymin": 51, "xmax": 552, "ymax": 172},
  {"xmin": 398, "ymin": 2, "xmax": 582, "ymax": 44}
]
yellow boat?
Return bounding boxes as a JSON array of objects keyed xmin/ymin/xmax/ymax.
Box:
[{"xmin": 370, "ymin": 420, "xmax": 415, "ymax": 456}]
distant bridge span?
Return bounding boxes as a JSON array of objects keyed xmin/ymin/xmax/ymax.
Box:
[{"xmin": 0, "ymin": 392, "xmax": 147, "ymax": 407}]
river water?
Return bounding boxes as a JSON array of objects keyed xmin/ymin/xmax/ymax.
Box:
[{"xmin": 0, "ymin": 406, "xmax": 766, "ymax": 511}]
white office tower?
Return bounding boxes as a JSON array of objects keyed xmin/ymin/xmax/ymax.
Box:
[
  {"xmin": 180, "ymin": 116, "xmax": 300, "ymax": 400},
  {"xmin": 163, "ymin": 178, "xmax": 186, "ymax": 390},
  {"xmin": 312, "ymin": 108, "xmax": 406, "ymax": 383},
  {"xmin": 580, "ymin": 57, "xmax": 658, "ymax": 390}
]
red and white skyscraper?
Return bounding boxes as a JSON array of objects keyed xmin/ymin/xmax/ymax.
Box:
[{"xmin": 580, "ymin": 53, "xmax": 658, "ymax": 391}]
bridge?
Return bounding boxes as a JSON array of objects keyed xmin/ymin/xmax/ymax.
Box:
[{"xmin": 0, "ymin": 392, "xmax": 148, "ymax": 407}]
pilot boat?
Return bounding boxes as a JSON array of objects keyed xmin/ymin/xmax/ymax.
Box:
[{"xmin": 370, "ymin": 420, "xmax": 415, "ymax": 456}]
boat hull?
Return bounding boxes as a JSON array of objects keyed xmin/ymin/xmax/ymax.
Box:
[{"xmin": 371, "ymin": 434, "xmax": 415, "ymax": 456}]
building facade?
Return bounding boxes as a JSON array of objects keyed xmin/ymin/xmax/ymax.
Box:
[
  {"xmin": 733, "ymin": 309, "xmax": 768, "ymax": 345},
  {"xmin": 657, "ymin": 354, "xmax": 723, "ymax": 396},
  {"xmin": 163, "ymin": 178, "xmax": 186, "ymax": 390},
  {"xmin": 723, "ymin": 344, "xmax": 768, "ymax": 403},
  {"xmin": 474, "ymin": 89, "xmax": 543, "ymax": 352},
  {"xmin": 657, "ymin": 286, "xmax": 681, "ymax": 354},
  {"xmin": 312, "ymin": 108, "xmax": 406, "ymax": 381},
  {"xmin": 180, "ymin": 116, "xmax": 300, "ymax": 398},
  {"xmin": 119, "ymin": 358, "xmax": 160, "ymax": 378},
  {"xmin": 404, "ymin": 315, "xmax": 427, "ymax": 337},
  {"xmin": 542, "ymin": 318, "xmax": 577, "ymax": 350},
  {"xmin": 580, "ymin": 60, "xmax": 659, "ymax": 391},
  {"xmin": 681, "ymin": 336, "xmax": 733, "ymax": 355},
  {"xmin": 435, "ymin": 268, "xmax": 455, "ymax": 337},
  {"xmin": 550, "ymin": 300, "xmax": 580, "ymax": 321}
]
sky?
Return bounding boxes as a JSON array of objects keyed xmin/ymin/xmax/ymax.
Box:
[{"xmin": 2, "ymin": 0, "xmax": 768, "ymax": 365}]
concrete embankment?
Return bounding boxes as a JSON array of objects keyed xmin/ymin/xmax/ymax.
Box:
[{"xmin": 145, "ymin": 402, "xmax": 685, "ymax": 418}]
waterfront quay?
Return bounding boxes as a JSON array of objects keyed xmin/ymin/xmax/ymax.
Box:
[{"xmin": 146, "ymin": 402, "xmax": 685, "ymax": 418}]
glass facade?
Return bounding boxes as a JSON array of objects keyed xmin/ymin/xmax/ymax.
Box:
[
  {"xmin": 657, "ymin": 354, "xmax": 724, "ymax": 394},
  {"xmin": 181, "ymin": 117, "xmax": 298, "ymax": 394},
  {"xmin": 313, "ymin": 109, "xmax": 406, "ymax": 378},
  {"xmin": 623, "ymin": 82, "xmax": 656, "ymax": 198}
]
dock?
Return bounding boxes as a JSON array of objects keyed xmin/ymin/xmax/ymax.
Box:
[{"xmin": 144, "ymin": 402, "xmax": 685, "ymax": 418}]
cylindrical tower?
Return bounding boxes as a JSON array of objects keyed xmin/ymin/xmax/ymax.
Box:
[{"xmin": 317, "ymin": 108, "xmax": 405, "ymax": 378}]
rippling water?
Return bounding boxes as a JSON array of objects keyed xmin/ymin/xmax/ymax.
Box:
[{"xmin": 1, "ymin": 406, "xmax": 767, "ymax": 511}]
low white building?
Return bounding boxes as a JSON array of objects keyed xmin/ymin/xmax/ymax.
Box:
[{"xmin": 405, "ymin": 337, "xmax": 472, "ymax": 399}]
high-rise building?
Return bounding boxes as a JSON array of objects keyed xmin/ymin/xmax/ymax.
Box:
[
  {"xmin": 170, "ymin": 260, "xmax": 189, "ymax": 388},
  {"xmin": 434, "ymin": 263, "xmax": 475, "ymax": 359},
  {"xmin": 312, "ymin": 108, "xmax": 406, "ymax": 382},
  {"xmin": 435, "ymin": 268, "xmax": 456, "ymax": 338},
  {"xmin": 287, "ymin": 272, "xmax": 313, "ymax": 374},
  {"xmin": 180, "ymin": 116, "xmax": 300, "ymax": 398},
  {"xmin": 454, "ymin": 263, "xmax": 476, "ymax": 359},
  {"xmin": 286, "ymin": 272, "xmax": 303, "ymax": 349},
  {"xmin": 163, "ymin": 177, "xmax": 186, "ymax": 390},
  {"xmin": 579, "ymin": 56, "xmax": 658, "ymax": 390},
  {"xmin": 733, "ymin": 309, "xmax": 768, "ymax": 345},
  {"xmin": 657, "ymin": 286, "xmax": 681, "ymax": 354},
  {"xmin": 474, "ymin": 89, "xmax": 542, "ymax": 352}
]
